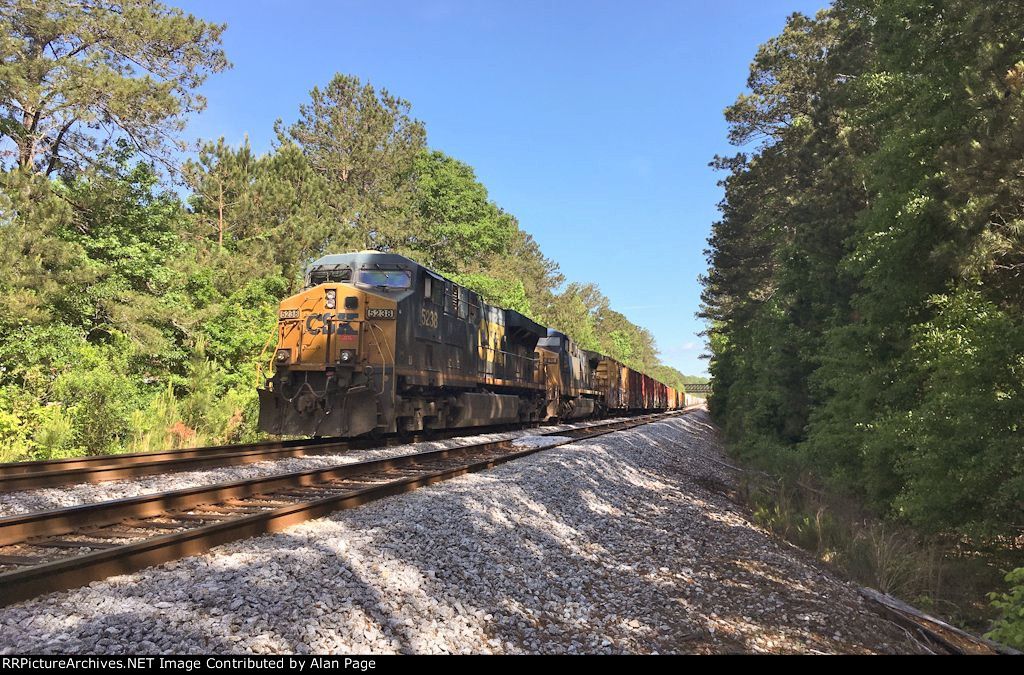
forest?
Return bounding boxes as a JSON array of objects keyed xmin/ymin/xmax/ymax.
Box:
[
  {"xmin": 702, "ymin": 1, "xmax": 1023, "ymax": 645},
  {"xmin": 0, "ymin": 0, "xmax": 702, "ymax": 462}
]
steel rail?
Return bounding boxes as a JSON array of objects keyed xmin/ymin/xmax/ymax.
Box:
[
  {"xmin": 0, "ymin": 415, "xmax": 653, "ymax": 491},
  {"xmin": 0, "ymin": 437, "xmax": 316, "ymax": 476},
  {"xmin": 0, "ymin": 424, "xmax": 533, "ymax": 479},
  {"xmin": 0, "ymin": 409, "xmax": 696, "ymax": 606},
  {"xmin": 0, "ymin": 412, "xmax": 683, "ymax": 545},
  {"xmin": 0, "ymin": 412, "xmax": 679, "ymax": 491}
]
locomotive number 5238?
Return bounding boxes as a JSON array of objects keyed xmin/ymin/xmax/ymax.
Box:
[{"xmin": 419, "ymin": 308, "xmax": 438, "ymax": 329}]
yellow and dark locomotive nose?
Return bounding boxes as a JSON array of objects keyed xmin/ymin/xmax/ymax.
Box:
[
  {"xmin": 274, "ymin": 284, "xmax": 363, "ymax": 369},
  {"xmin": 272, "ymin": 281, "xmax": 398, "ymax": 371},
  {"xmin": 260, "ymin": 271, "xmax": 399, "ymax": 438}
]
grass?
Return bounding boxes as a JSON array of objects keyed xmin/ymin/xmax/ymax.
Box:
[{"xmin": 735, "ymin": 470, "xmax": 1017, "ymax": 639}]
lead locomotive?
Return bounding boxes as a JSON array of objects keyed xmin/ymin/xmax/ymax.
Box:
[{"xmin": 258, "ymin": 251, "xmax": 682, "ymax": 437}]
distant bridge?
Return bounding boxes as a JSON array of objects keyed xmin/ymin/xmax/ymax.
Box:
[{"xmin": 685, "ymin": 382, "xmax": 712, "ymax": 395}]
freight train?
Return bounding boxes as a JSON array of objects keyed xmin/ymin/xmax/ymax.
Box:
[{"xmin": 258, "ymin": 251, "xmax": 687, "ymax": 437}]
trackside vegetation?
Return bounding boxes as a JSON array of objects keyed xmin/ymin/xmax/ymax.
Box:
[
  {"xmin": 701, "ymin": 1, "xmax": 1024, "ymax": 646},
  {"xmin": 0, "ymin": 0, "xmax": 701, "ymax": 462}
]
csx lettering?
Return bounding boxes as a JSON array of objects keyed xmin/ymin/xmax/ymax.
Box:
[
  {"xmin": 305, "ymin": 313, "xmax": 358, "ymax": 336},
  {"xmin": 419, "ymin": 308, "xmax": 438, "ymax": 329}
]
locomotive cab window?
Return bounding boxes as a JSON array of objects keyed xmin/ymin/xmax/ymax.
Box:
[
  {"xmin": 308, "ymin": 266, "xmax": 351, "ymax": 287},
  {"xmin": 358, "ymin": 269, "xmax": 411, "ymax": 290}
]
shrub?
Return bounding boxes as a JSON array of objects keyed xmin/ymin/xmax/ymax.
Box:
[
  {"xmin": 51, "ymin": 340, "xmax": 143, "ymax": 454},
  {"xmin": 986, "ymin": 568, "xmax": 1024, "ymax": 650}
]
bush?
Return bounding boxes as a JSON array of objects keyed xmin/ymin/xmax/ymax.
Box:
[
  {"xmin": 51, "ymin": 339, "xmax": 144, "ymax": 454},
  {"xmin": 986, "ymin": 568, "xmax": 1024, "ymax": 650},
  {"xmin": 0, "ymin": 386, "xmax": 38, "ymax": 462},
  {"xmin": 30, "ymin": 404, "xmax": 79, "ymax": 459}
]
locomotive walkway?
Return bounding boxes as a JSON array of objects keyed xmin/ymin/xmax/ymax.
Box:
[{"xmin": 0, "ymin": 410, "xmax": 945, "ymax": 654}]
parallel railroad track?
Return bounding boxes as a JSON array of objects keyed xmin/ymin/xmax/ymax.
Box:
[
  {"xmin": 0, "ymin": 416, "xmax": 651, "ymax": 492},
  {"xmin": 0, "ymin": 437, "xmax": 349, "ymax": 492},
  {"xmin": 0, "ymin": 409, "xmax": 695, "ymax": 607}
]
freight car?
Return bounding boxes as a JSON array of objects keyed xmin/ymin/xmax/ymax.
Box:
[{"xmin": 258, "ymin": 251, "xmax": 680, "ymax": 437}]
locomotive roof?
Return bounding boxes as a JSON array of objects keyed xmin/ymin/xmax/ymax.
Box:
[
  {"xmin": 307, "ymin": 250, "xmax": 422, "ymax": 274},
  {"xmin": 307, "ymin": 252, "xmax": 674, "ymax": 389},
  {"xmin": 308, "ymin": 252, "xmax": 546, "ymax": 337}
]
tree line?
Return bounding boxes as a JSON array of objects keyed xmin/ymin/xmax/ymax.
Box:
[
  {"xmin": 0, "ymin": 0, "xmax": 699, "ymax": 460},
  {"xmin": 702, "ymin": 0, "xmax": 1023, "ymax": 641}
]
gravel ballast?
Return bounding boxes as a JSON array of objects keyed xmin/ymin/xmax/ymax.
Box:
[
  {"xmin": 0, "ymin": 421, "xmax": 621, "ymax": 517},
  {"xmin": 0, "ymin": 411, "xmax": 926, "ymax": 654}
]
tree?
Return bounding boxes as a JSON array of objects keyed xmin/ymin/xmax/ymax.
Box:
[
  {"xmin": 183, "ymin": 137, "xmax": 254, "ymax": 251},
  {"xmin": 703, "ymin": 0, "xmax": 1024, "ymax": 537},
  {"xmin": 0, "ymin": 0, "xmax": 229, "ymax": 175},
  {"xmin": 412, "ymin": 150, "xmax": 518, "ymax": 273},
  {"xmin": 275, "ymin": 74, "xmax": 426, "ymax": 251},
  {"xmin": 183, "ymin": 137, "xmax": 339, "ymax": 290}
]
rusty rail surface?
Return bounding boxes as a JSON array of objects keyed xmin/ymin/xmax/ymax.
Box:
[
  {"xmin": 0, "ymin": 436, "xmax": 358, "ymax": 491},
  {"xmin": 0, "ymin": 414, "xmax": 665, "ymax": 492},
  {"xmin": 0, "ymin": 409, "xmax": 696, "ymax": 607}
]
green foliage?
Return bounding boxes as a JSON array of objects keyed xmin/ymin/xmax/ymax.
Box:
[
  {"xmin": 0, "ymin": 3, "xmax": 697, "ymax": 470},
  {"xmin": 703, "ymin": 1, "xmax": 1024, "ymax": 539},
  {"xmin": 893, "ymin": 290, "xmax": 1024, "ymax": 536},
  {"xmin": 182, "ymin": 138, "xmax": 336, "ymax": 288},
  {"xmin": 0, "ymin": 0, "xmax": 229, "ymax": 174},
  {"xmin": 987, "ymin": 568, "xmax": 1024, "ymax": 650},
  {"xmin": 450, "ymin": 272, "xmax": 532, "ymax": 316},
  {"xmin": 0, "ymin": 324, "xmax": 146, "ymax": 458},
  {"xmin": 275, "ymin": 73, "xmax": 426, "ymax": 252},
  {"xmin": 51, "ymin": 337, "xmax": 142, "ymax": 454},
  {"xmin": 703, "ymin": 0, "xmax": 1024, "ymax": 632},
  {"xmin": 413, "ymin": 150, "xmax": 519, "ymax": 273},
  {"xmin": 0, "ymin": 170, "xmax": 93, "ymax": 329},
  {"xmin": 197, "ymin": 276, "xmax": 287, "ymax": 388}
]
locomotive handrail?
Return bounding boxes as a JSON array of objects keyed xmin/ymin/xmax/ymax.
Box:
[{"xmin": 479, "ymin": 345, "xmax": 539, "ymax": 362}]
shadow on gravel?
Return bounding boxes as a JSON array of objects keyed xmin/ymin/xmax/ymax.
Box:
[
  {"xmin": 0, "ymin": 413, "xmax": 922, "ymax": 655},
  {"xmin": 178, "ymin": 414, "xmax": 913, "ymax": 653}
]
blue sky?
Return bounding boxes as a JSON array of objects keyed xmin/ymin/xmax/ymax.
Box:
[{"xmin": 176, "ymin": 0, "xmax": 828, "ymax": 376}]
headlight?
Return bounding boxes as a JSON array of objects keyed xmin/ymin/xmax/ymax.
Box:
[
  {"xmin": 275, "ymin": 349, "xmax": 290, "ymax": 363},
  {"xmin": 325, "ymin": 288, "xmax": 337, "ymax": 309},
  {"xmin": 339, "ymin": 349, "xmax": 355, "ymax": 363}
]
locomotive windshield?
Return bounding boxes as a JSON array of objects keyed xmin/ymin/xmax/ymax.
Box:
[
  {"xmin": 359, "ymin": 269, "xmax": 412, "ymax": 289},
  {"xmin": 308, "ymin": 265, "xmax": 351, "ymax": 286}
]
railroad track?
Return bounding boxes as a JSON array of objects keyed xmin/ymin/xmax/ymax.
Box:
[
  {"xmin": 0, "ymin": 416, "xmax": 641, "ymax": 492},
  {"xmin": 0, "ymin": 409, "xmax": 693, "ymax": 607},
  {"xmin": 0, "ymin": 436, "xmax": 347, "ymax": 492}
]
